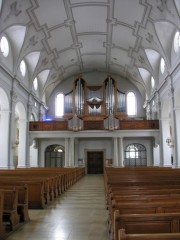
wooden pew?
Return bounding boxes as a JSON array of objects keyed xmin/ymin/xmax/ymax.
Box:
[
  {"xmin": 118, "ymin": 229, "xmax": 180, "ymax": 240},
  {"xmin": 109, "ymin": 200, "xmax": 180, "ymax": 239},
  {"xmin": 0, "ymin": 193, "xmax": 5, "ymax": 240},
  {"xmin": 0, "ymin": 167, "xmax": 85, "ymax": 196},
  {"xmin": 104, "ymin": 167, "xmax": 180, "ymax": 240},
  {"xmin": 0, "ymin": 178, "xmax": 46, "ymax": 209},
  {"xmin": 114, "ymin": 211, "xmax": 180, "ymax": 240},
  {"xmin": 0, "ymin": 189, "xmax": 20, "ymax": 231},
  {"xmin": 0, "ymin": 184, "xmax": 29, "ymax": 223},
  {"xmin": 0, "ymin": 167, "xmax": 85, "ymax": 209}
]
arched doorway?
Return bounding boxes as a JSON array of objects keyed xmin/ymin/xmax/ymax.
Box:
[
  {"xmin": 45, "ymin": 145, "xmax": 65, "ymax": 167},
  {"xmin": 124, "ymin": 143, "xmax": 147, "ymax": 167},
  {"xmin": 0, "ymin": 88, "xmax": 10, "ymax": 168}
]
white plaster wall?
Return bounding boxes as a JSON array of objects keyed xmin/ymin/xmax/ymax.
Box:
[
  {"xmin": 38, "ymin": 137, "xmax": 113, "ymax": 167},
  {"xmin": 153, "ymin": 145, "xmax": 160, "ymax": 166},
  {"xmin": 30, "ymin": 145, "xmax": 38, "ymax": 167},
  {"xmin": 77, "ymin": 138, "xmax": 113, "ymax": 166}
]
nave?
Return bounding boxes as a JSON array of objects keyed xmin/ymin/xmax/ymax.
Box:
[{"xmin": 6, "ymin": 175, "xmax": 109, "ymax": 240}]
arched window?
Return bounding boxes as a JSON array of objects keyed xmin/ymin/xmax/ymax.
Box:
[
  {"xmin": 20, "ymin": 60, "xmax": 26, "ymax": 77},
  {"xmin": 127, "ymin": 92, "xmax": 136, "ymax": 116},
  {"xmin": 124, "ymin": 143, "xmax": 147, "ymax": 167},
  {"xmin": 45, "ymin": 145, "xmax": 65, "ymax": 167},
  {"xmin": 33, "ymin": 78, "xmax": 38, "ymax": 91},
  {"xmin": 174, "ymin": 31, "xmax": 180, "ymax": 52},
  {"xmin": 0, "ymin": 36, "xmax": 9, "ymax": 57},
  {"xmin": 151, "ymin": 76, "xmax": 155, "ymax": 89},
  {"xmin": 160, "ymin": 57, "xmax": 165, "ymax": 74},
  {"xmin": 55, "ymin": 93, "xmax": 64, "ymax": 117}
]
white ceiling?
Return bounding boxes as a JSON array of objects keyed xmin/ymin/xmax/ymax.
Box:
[{"xmin": 0, "ymin": 0, "xmax": 180, "ymax": 103}]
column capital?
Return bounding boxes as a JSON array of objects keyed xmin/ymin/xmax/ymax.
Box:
[{"xmin": 10, "ymin": 90, "xmax": 18, "ymax": 103}]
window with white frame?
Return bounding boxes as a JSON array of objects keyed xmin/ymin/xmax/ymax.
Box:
[
  {"xmin": 20, "ymin": 60, "xmax": 26, "ymax": 77},
  {"xmin": 124, "ymin": 143, "xmax": 147, "ymax": 167},
  {"xmin": 0, "ymin": 36, "xmax": 9, "ymax": 57},
  {"xmin": 33, "ymin": 77, "xmax": 38, "ymax": 91},
  {"xmin": 127, "ymin": 92, "xmax": 136, "ymax": 116},
  {"xmin": 160, "ymin": 57, "xmax": 165, "ymax": 74},
  {"xmin": 55, "ymin": 93, "xmax": 64, "ymax": 117},
  {"xmin": 151, "ymin": 76, "xmax": 155, "ymax": 89},
  {"xmin": 174, "ymin": 31, "xmax": 180, "ymax": 53}
]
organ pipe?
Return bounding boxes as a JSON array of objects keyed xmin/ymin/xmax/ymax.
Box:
[{"xmin": 75, "ymin": 77, "xmax": 84, "ymax": 115}]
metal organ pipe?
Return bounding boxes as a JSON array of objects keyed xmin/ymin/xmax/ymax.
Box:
[{"xmin": 78, "ymin": 78, "xmax": 80, "ymax": 114}]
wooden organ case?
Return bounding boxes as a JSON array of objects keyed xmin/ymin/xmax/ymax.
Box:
[{"xmin": 64, "ymin": 76, "xmax": 127, "ymax": 130}]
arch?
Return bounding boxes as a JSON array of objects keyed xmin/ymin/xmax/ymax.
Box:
[
  {"xmin": 0, "ymin": 88, "xmax": 9, "ymax": 109},
  {"xmin": 45, "ymin": 144, "xmax": 65, "ymax": 167},
  {"xmin": 124, "ymin": 143, "xmax": 147, "ymax": 167},
  {"xmin": 30, "ymin": 112, "xmax": 38, "ymax": 121},
  {"xmin": 15, "ymin": 102, "xmax": 26, "ymax": 119},
  {"xmin": 171, "ymin": 30, "xmax": 180, "ymax": 67},
  {"xmin": 0, "ymin": 88, "xmax": 10, "ymax": 168},
  {"xmin": 138, "ymin": 67, "xmax": 151, "ymax": 97},
  {"xmin": 14, "ymin": 102, "xmax": 27, "ymax": 168},
  {"xmin": 145, "ymin": 48, "xmax": 161, "ymax": 82},
  {"xmin": 154, "ymin": 21, "xmax": 177, "ymax": 68}
]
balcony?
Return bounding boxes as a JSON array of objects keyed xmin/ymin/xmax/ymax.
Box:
[{"xmin": 29, "ymin": 119, "xmax": 159, "ymax": 131}]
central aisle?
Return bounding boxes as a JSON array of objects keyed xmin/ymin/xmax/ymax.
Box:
[{"xmin": 7, "ymin": 175, "xmax": 109, "ymax": 240}]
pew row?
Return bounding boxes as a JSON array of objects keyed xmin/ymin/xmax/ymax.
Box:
[
  {"xmin": 0, "ymin": 167, "xmax": 85, "ymax": 209},
  {"xmin": 0, "ymin": 193, "xmax": 5, "ymax": 240},
  {"xmin": 118, "ymin": 229, "xmax": 180, "ymax": 240},
  {"xmin": 114, "ymin": 211, "xmax": 180, "ymax": 240},
  {"xmin": 104, "ymin": 167, "xmax": 180, "ymax": 240}
]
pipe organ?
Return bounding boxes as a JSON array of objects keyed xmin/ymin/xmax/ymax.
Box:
[
  {"xmin": 105, "ymin": 77, "xmax": 115, "ymax": 115},
  {"xmin": 74, "ymin": 78, "xmax": 85, "ymax": 115},
  {"xmin": 64, "ymin": 76, "xmax": 127, "ymax": 130}
]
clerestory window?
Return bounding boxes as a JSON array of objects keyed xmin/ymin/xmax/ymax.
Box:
[
  {"xmin": 55, "ymin": 93, "xmax": 64, "ymax": 117},
  {"xmin": 0, "ymin": 36, "xmax": 9, "ymax": 57},
  {"xmin": 127, "ymin": 92, "xmax": 136, "ymax": 116}
]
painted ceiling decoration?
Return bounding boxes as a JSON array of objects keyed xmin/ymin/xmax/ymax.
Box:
[{"xmin": 0, "ymin": 0, "xmax": 179, "ymax": 104}]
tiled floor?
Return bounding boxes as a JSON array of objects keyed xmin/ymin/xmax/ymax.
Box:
[{"xmin": 6, "ymin": 175, "xmax": 109, "ymax": 240}]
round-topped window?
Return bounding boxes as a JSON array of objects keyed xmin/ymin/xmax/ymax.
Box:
[
  {"xmin": 174, "ymin": 31, "xmax": 180, "ymax": 53},
  {"xmin": 33, "ymin": 78, "xmax": 38, "ymax": 91},
  {"xmin": 20, "ymin": 60, "xmax": 26, "ymax": 77},
  {"xmin": 151, "ymin": 76, "xmax": 155, "ymax": 89},
  {"xmin": 160, "ymin": 58, "xmax": 165, "ymax": 74},
  {"xmin": 0, "ymin": 36, "xmax": 9, "ymax": 57}
]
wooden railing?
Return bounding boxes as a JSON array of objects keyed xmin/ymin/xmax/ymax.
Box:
[
  {"xmin": 119, "ymin": 119, "xmax": 159, "ymax": 130},
  {"xmin": 29, "ymin": 119, "xmax": 159, "ymax": 131}
]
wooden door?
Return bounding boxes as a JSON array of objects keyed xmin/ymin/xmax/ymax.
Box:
[{"xmin": 87, "ymin": 151, "xmax": 104, "ymax": 174}]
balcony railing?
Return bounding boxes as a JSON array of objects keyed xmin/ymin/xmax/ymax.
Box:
[{"xmin": 29, "ymin": 119, "xmax": 159, "ymax": 131}]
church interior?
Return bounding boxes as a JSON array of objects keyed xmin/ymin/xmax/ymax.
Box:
[{"xmin": 0, "ymin": 0, "xmax": 180, "ymax": 239}]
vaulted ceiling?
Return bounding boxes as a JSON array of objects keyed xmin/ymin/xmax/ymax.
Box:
[{"xmin": 0, "ymin": 0, "xmax": 180, "ymax": 103}]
